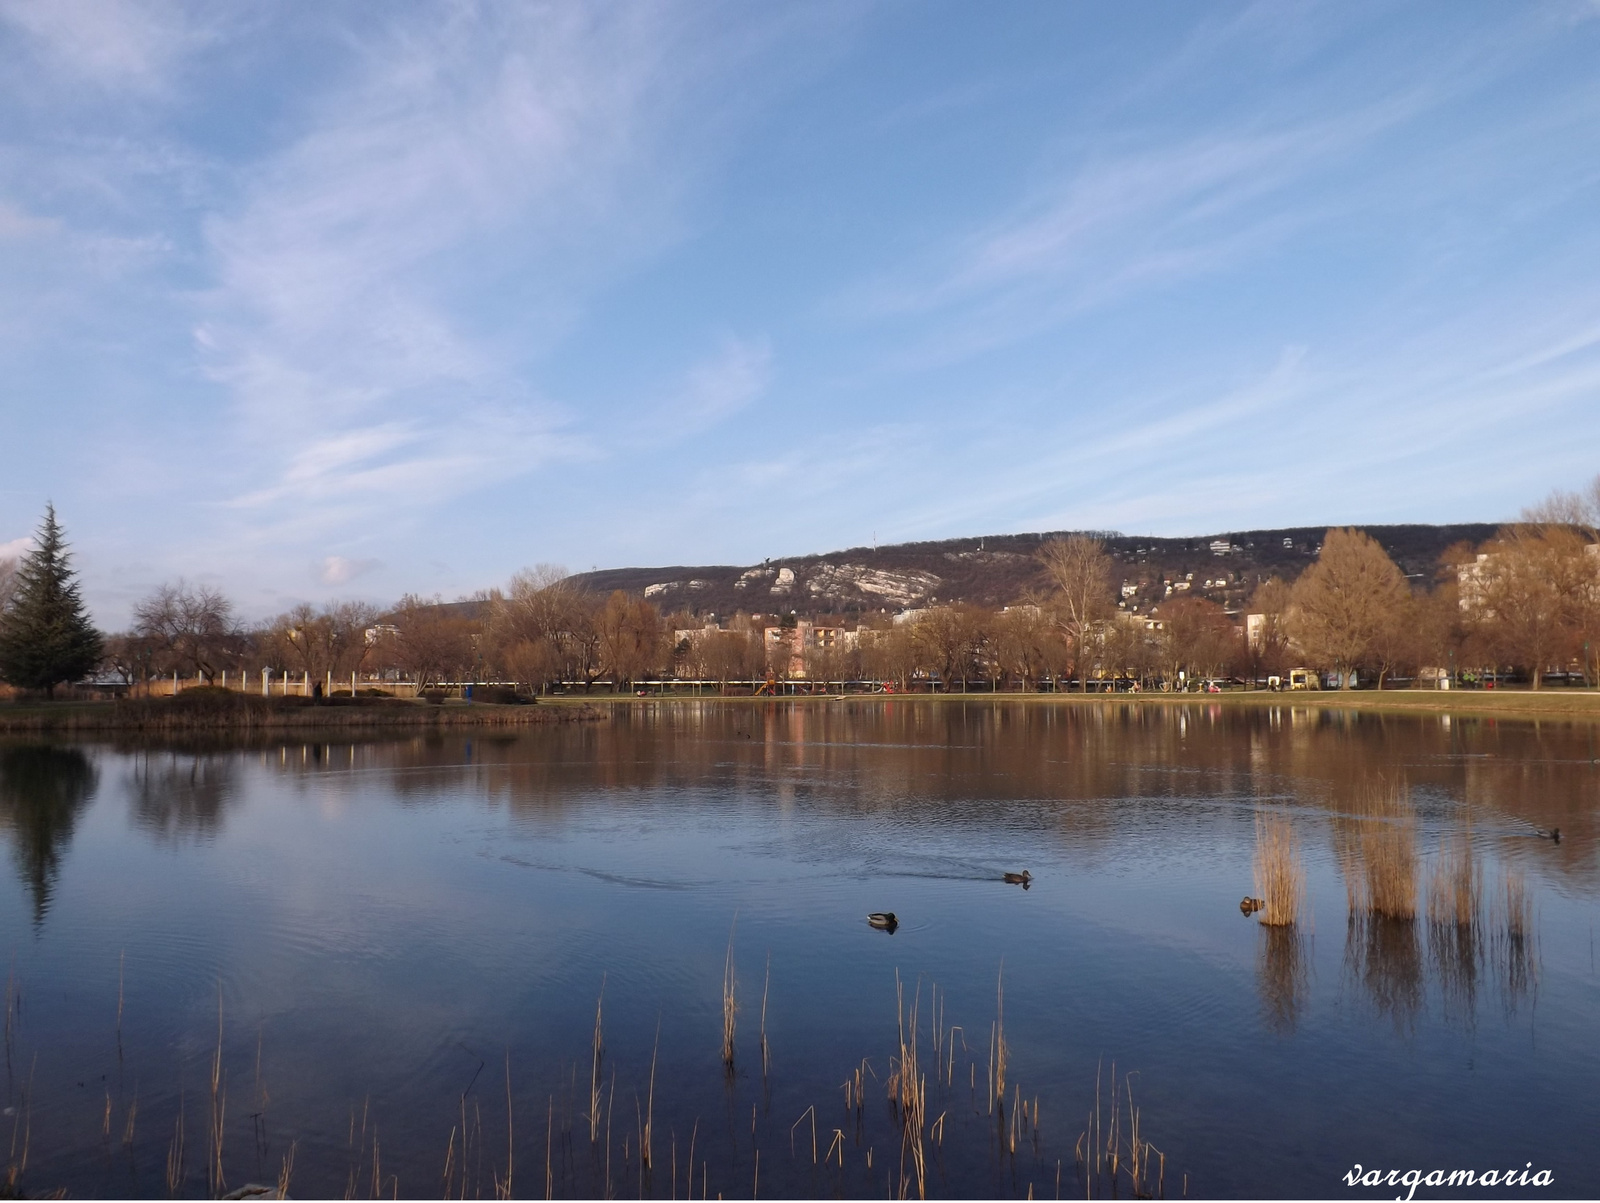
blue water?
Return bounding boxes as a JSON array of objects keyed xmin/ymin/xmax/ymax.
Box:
[{"xmin": 0, "ymin": 701, "xmax": 1594, "ymax": 1198}]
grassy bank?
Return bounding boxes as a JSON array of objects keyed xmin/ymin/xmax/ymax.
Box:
[
  {"xmin": 0, "ymin": 688, "xmax": 608, "ymax": 734},
  {"xmin": 559, "ymin": 687, "xmax": 1600, "ymax": 722}
]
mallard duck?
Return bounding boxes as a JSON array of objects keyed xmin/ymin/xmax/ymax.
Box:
[
  {"xmin": 1003, "ymin": 870, "xmax": 1032, "ymax": 886},
  {"xmin": 867, "ymin": 912, "xmax": 898, "ymax": 932},
  {"xmin": 1240, "ymin": 896, "xmax": 1265, "ymax": 916}
]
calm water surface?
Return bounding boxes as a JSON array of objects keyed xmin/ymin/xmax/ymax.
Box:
[{"xmin": 0, "ymin": 701, "xmax": 1596, "ymax": 1198}]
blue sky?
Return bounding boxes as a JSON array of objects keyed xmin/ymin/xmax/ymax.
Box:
[{"xmin": 3, "ymin": 1, "xmax": 1600, "ymax": 626}]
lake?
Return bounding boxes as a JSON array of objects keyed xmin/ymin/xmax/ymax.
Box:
[{"xmin": 0, "ymin": 700, "xmax": 1594, "ymax": 1198}]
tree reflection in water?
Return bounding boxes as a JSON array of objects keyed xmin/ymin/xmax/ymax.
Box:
[
  {"xmin": 126, "ymin": 751, "xmax": 237, "ymax": 840},
  {"xmin": 0, "ymin": 745, "xmax": 98, "ymax": 924}
]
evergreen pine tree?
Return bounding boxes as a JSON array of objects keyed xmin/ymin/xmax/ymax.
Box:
[{"xmin": 0, "ymin": 505, "xmax": 104, "ymax": 694}]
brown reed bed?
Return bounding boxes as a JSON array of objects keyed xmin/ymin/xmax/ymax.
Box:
[
  {"xmin": 1337, "ymin": 780, "xmax": 1418, "ymax": 921},
  {"xmin": 1252, "ymin": 812, "xmax": 1305, "ymax": 927},
  {"xmin": 1427, "ymin": 830, "xmax": 1481, "ymax": 929}
]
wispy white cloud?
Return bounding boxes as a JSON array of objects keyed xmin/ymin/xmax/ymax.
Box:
[
  {"xmin": 317, "ymin": 555, "xmax": 381, "ymax": 586},
  {"xmin": 0, "ymin": 200, "xmax": 58, "ymax": 239},
  {"xmin": 0, "ymin": 0, "xmax": 235, "ymax": 96},
  {"xmin": 196, "ymin": 5, "xmax": 707, "ymax": 539}
]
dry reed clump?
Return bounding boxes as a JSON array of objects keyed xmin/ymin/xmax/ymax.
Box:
[
  {"xmin": 1252, "ymin": 813, "xmax": 1305, "ymax": 927},
  {"xmin": 1338, "ymin": 781, "xmax": 1418, "ymax": 921},
  {"xmin": 1427, "ymin": 830, "xmax": 1481, "ymax": 929}
]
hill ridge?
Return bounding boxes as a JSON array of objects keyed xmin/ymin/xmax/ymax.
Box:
[{"xmin": 568, "ymin": 523, "xmax": 1498, "ymax": 618}]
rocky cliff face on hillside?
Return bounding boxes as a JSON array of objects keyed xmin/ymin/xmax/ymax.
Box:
[{"xmin": 568, "ymin": 524, "xmax": 1500, "ymax": 620}]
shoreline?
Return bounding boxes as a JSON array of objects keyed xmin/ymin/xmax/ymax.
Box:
[
  {"xmin": 0, "ymin": 695, "xmax": 609, "ymax": 734},
  {"xmin": 6, "ymin": 686, "xmax": 1599, "ymax": 733},
  {"xmin": 551, "ymin": 687, "xmax": 1600, "ymax": 723}
]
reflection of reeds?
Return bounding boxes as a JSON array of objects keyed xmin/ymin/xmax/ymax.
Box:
[
  {"xmin": 1253, "ymin": 813, "xmax": 1304, "ymax": 927},
  {"xmin": 1256, "ymin": 924, "xmax": 1309, "ymax": 1035},
  {"xmin": 1427, "ymin": 832, "xmax": 1482, "ymax": 1022},
  {"xmin": 1491, "ymin": 870, "xmax": 1539, "ymax": 1012},
  {"xmin": 1346, "ymin": 914, "xmax": 1424, "ymax": 1031}
]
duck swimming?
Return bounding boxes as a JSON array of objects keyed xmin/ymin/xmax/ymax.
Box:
[
  {"xmin": 867, "ymin": 912, "xmax": 898, "ymax": 932},
  {"xmin": 1003, "ymin": 871, "xmax": 1032, "ymax": 888},
  {"xmin": 1240, "ymin": 896, "xmax": 1265, "ymax": 916}
]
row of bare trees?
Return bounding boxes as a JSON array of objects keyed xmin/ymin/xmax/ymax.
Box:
[{"xmin": 95, "ymin": 475, "xmax": 1600, "ymax": 693}]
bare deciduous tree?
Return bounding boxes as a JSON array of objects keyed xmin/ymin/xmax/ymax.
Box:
[
  {"xmin": 132, "ymin": 581, "xmax": 242, "ymax": 682},
  {"xmin": 1468, "ymin": 526, "xmax": 1597, "ymax": 689},
  {"xmin": 990, "ymin": 603, "xmax": 1057, "ymax": 692},
  {"xmin": 596, "ymin": 592, "xmax": 661, "ymax": 689},
  {"xmin": 913, "ymin": 604, "xmax": 984, "ymax": 692},
  {"xmin": 1156, "ymin": 596, "xmax": 1236, "ymax": 687},
  {"xmin": 1038, "ymin": 536, "xmax": 1113, "ymax": 691},
  {"xmin": 382, "ymin": 595, "xmax": 475, "ymax": 689},
  {"xmin": 1287, "ymin": 529, "xmax": 1410, "ymax": 688}
]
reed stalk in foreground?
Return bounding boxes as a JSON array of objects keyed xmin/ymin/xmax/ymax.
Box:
[
  {"xmin": 721, "ymin": 921, "xmax": 738, "ymax": 1068},
  {"xmin": 209, "ymin": 987, "xmax": 227, "ymax": 1198},
  {"xmin": 886, "ymin": 973, "xmax": 927, "ymax": 1199},
  {"xmin": 1074, "ymin": 1064, "xmax": 1165, "ymax": 1199},
  {"xmin": 759, "ymin": 953, "xmax": 771, "ymax": 1080},
  {"xmin": 589, "ymin": 976, "xmax": 605, "ymax": 1143},
  {"xmin": 1253, "ymin": 812, "xmax": 1304, "ymax": 927},
  {"xmin": 993, "ymin": 963, "xmax": 1008, "ymax": 1117}
]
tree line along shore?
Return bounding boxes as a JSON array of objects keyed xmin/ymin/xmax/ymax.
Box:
[{"xmin": 3, "ymin": 478, "xmax": 1600, "ymax": 717}]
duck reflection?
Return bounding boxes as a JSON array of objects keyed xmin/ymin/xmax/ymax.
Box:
[
  {"xmin": 0, "ymin": 745, "xmax": 98, "ymax": 924},
  {"xmin": 127, "ymin": 752, "xmax": 237, "ymax": 840}
]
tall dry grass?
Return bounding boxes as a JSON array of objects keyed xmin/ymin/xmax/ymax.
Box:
[
  {"xmin": 1338, "ymin": 781, "xmax": 1418, "ymax": 921},
  {"xmin": 1427, "ymin": 830, "xmax": 1481, "ymax": 928},
  {"xmin": 886, "ymin": 973, "xmax": 928, "ymax": 1199},
  {"xmin": 1252, "ymin": 813, "xmax": 1304, "ymax": 927},
  {"xmin": 1074, "ymin": 1062, "xmax": 1164, "ymax": 1200}
]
